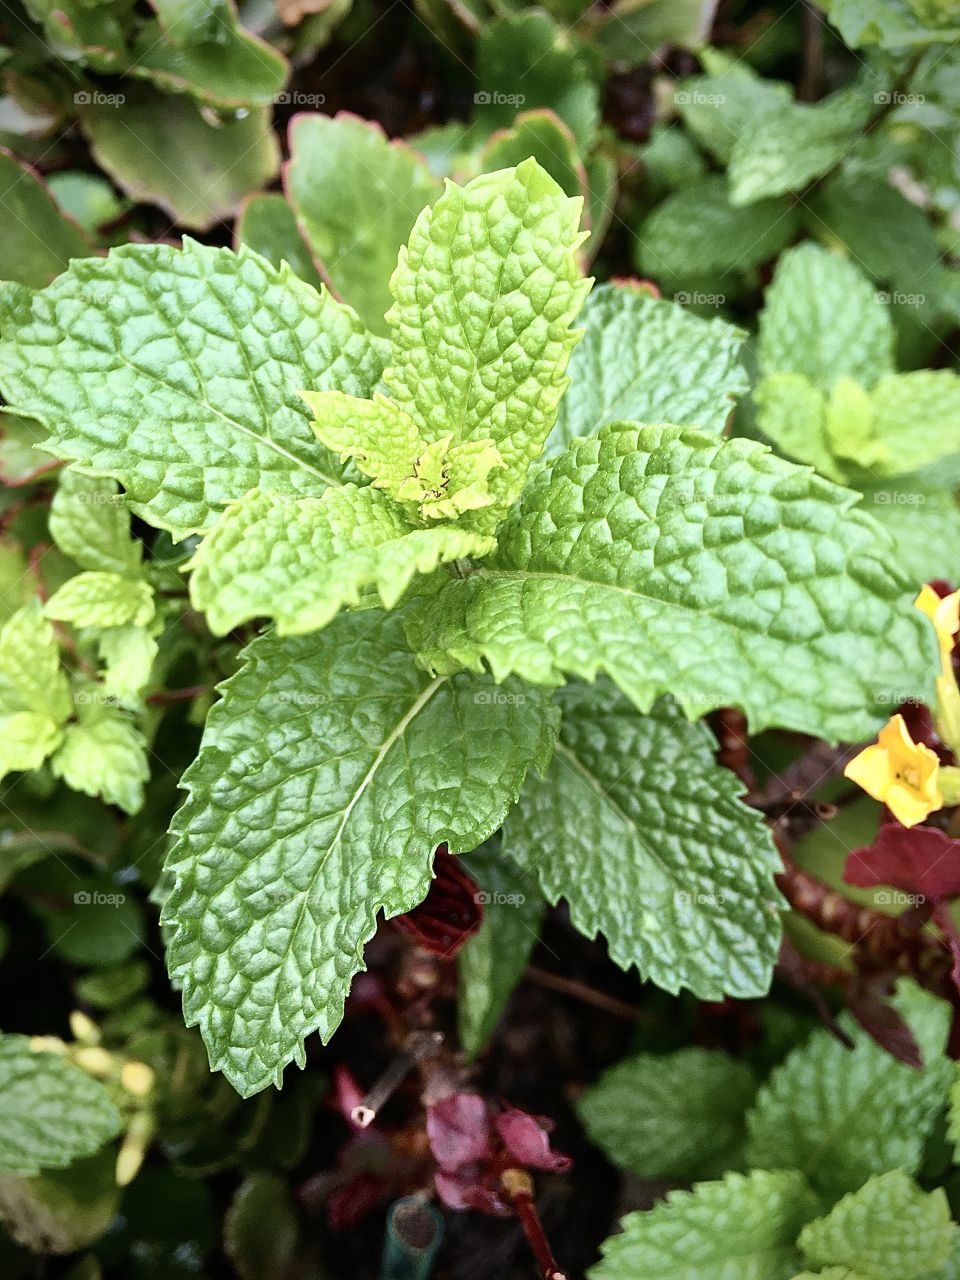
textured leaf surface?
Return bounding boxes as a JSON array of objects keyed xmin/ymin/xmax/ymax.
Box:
[
  {"xmin": 49, "ymin": 472, "xmax": 142, "ymax": 578},
  {"xmin": 0, "ymin": 601, "xmax": 72, "ymax": 776},
  {"xmin": 286, "ymin": 113, "xmax": 441, "ymax": 336},
  {"xmin": 0, "ymin": 1035, "xmax": 121, "ymax": 1176},
  {"xmin": 383, "ymin": 159, "xmax": 590, "ymax": 525},
  {"xmin": 188, "ymin": 485, "xmax": 494, "ymax": 636},
  {"xmin": 162, "ymin": 610, "xmax": 559, "ymax": 1095},
  {"xmin": 0, "ymin": 240, "xmax": 387, "ymax": 538},
  {"xmin": 408, "ymin": 424, "xmax": 936, "ymax": 741},
  {"xmin": 548, "ymin": 282, "xmax": 748, "ymax": 452},
  {"xmin": 457, "ymin": 841, "xmax": 545, "ymax": 1059},
  {"xmin": 45, "ymin": 573, "xmax": 154, "ymax": 629},
  {"xmin": 578, "ymin": 1048, "xmax": 758, "ymax": 1180},
  {"xmin": 746, "ymin": 982, "xmax": 952, "ymax": 1201},
  {"xmin": 797, "ymin": 1171, "xmax": 955, "ymax": 1280},
  {"xmin": 51, "ymin": 704, "xmax": 150, "ymax": 814},
  {"xmin": 758, "ymin": 244, "xmax": 895, "ymax": 390},
  {"xmin": 504, "ymin": 683, "xmax": 782, "ymax": 996},
  {"xmin": 590, "ymin": 1170, "xmax": 819, "ymax": 1280}
]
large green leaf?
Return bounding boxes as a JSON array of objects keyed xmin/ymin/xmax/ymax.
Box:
[
  {"xmin": 578, "ymin": 1047, "xmax": 758, "ymax": 1179},
  {"xmin": 548, "ymin": 282, "xmax": 748, "ymax": 452},
  {"xmin": 746, "ymin": 982, "xmax": 952, "ymax": 1201},
  {"xmin": 162, "ymin": 609, "xmax": 559, "ymax": 1096},
  {"xmin": 590, "ymin": 1170, "xmax": 819, "ymax": 1280},
  {"xmin": 407, "ymin": 424, "xmax": 936, "ymax": 742},
  {"xmin": 285, "ymin": 113, "xmax": 441, "ymax": 336},
  {"xmin": 0, "ymin": 240, "xmax": 387, "ymax": 538},
  {"xmin": 797, "ymin": 1171, "xmax": 956, "ymax": 1280},
  {"xmin": 504, "ymin": 684, "xmax": 782, "ymax": 997},
  {"xmin": 0, "ymin": 1035, "xmax": 121, "ymax": 1177}
]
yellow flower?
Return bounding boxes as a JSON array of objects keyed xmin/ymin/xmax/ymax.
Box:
[
  {"xmin": 916, "ymin": 585, "xmax": 960, "ymax": 661},
  {"xmin": 844, "ymin": 713, "xmax": 943, "ymax": 828}
]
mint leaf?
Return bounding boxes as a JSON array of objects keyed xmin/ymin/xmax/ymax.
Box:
[
  {"xmin": 677, "ymin": 65, "xmax": 792, "ymax": 164},
  {"xmin": 728, "ymin": 83, "xmax": 875, "ymax": 206},
  {"xmin": 408, "ymin": 424, "xmax": 936, "ymax": 742},
  {"xmin": 0, "ymin": 600, "xmax": 72, "ymax": 777},
  {"xmin": 234, "ymin": 193, "xmax": 325, "ymax": 293},
  {"xmin": 98, "ymin": 627, "xmax": 158, "ymax": 705},
  {"xmin": 503, "ymin": 683, "xmax": 782, "ymax": 996},
  {"xmin": 162, "ymin": 609, "xmax": 559, "ymax": 1095},
  {"xmin": 829, "ymin": 371, "xmax": 960, "ymax": 478},
  {"xmin": 547, "ymin": 282, "xmax": 748, "ymax": 452},
  {"xmin": 635, "ymin": 175, "xmax": 799, "ymax": 286},
  {"xmin": 591, "ymin": 1170, "xmax": 819, "ymax": 1280},
  {"xmin": 0, "ymin": 240, "xmax": 387, "ymax": 538},
  {"xmin": 822, "ymin": 0, "xmax": 960, "ymax": 46},
  {"xmin": 286, "ymin": 114, "xmax": 441, "ymax": 336},
  {"xmin": 49, "ymin": 472, "xmax": 142, "ymax": 578},
  {"xmin": 861, "ymin": 482, "xmax": 960, "ymax": 587},
  {"xmin": 45, "ymin": 573, "xmax": 154, "ymax": 629},
  {"xmin": 51, "ymin": 702, "xmax": 149, "ymax": 814},
  {"xmin": 758, "ymin": 244, "xmax": 895, "ymax": 390},
  {"xmin": 478, "ymin": 110, "xmax": 588, "ymax": 207},
  {"xmin": 578, "ymin": 1048, "xmax": 758, "ymax": 1180},
  {"xmin": 0, "ymin": 150, "xmax": 92, "ymax": 288},
  {"xmin": 381, "ymin": 158, "xmax": 590, "ymax": 527},
  {"xmin": 187, "ymin": 486, "xmax": 494, "ymax": 636},
  {"xmin": 0, "ymin": 1035, "xmax": 121, "ymax": 1177},
  {"xmin": 746, "ymin": 981, "xmax": 952, "ymax": 1201},
  {"xmin": 798, "ymin": 1171, "xmax": 955, "ymax": 1280},
  {"xmin": 457, "ymin": 841, "xmax": 545, "ymax": 1059},
  {"xmin": 754, "ymin": 373, "xmax": 845, "ymax": 481}
]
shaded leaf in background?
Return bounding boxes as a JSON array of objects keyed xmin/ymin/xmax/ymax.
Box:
[
  {"xmin": 0, "ymin": 149, "xmax": 91, "ymax": 287},
  {"xmin": 234, "ymin": 192, "xmax": 325, "ymax": 292}
]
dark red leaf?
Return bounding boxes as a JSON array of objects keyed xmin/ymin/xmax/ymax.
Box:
[
  {"xmin": 844, "ymin": 824, "xmax": 960, "ymax": 902},
  {"xmin": 435, "ymin": 1169, "xmax": 512, "ymax": 1216},
  {"xmin": 847, "ymin": 982, "xmax": 923, "ymax": 1068},
  {"xmin": 392, "ymin": 845, "xmax": 483, "ymax": 958},
  {"xmin": 494, "ymin": 1107, "xmax": 572, "ymax": 1173},
  {"xmin": 426, "ymin": 1092, "xmax": 492, "ymax": 1172}
]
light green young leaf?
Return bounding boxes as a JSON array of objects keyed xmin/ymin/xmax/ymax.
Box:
[
  {"xmin": 0, "ymin": 240, "xmax": 388, "ymax": 538},
  {"xmin": 754, "ymin": 373, "xmax": 845, "ymax": 481},
  {"xmin": 797, "ymin": 1171, "xmax": 955, "ymax": 1280},
  {"xmin": 457, "ymin": 841, "xmax": 545, "ymax": 1059},
  {"xmin": 728, "ymin": 83, "xmax": 876, "ymax": 206},
  {"xmin": 590, "ymin": 1169, "xmax": 820, "ymax": 1280},
  {"xmin": 45, "ymin": 573, "xmax": 155, "ymax": 630},
  {"xmin": 188, "ymin": 486, "xmax": 494, "ymax": 636},
  {"xmin": 162, "ymin": 609, "xmax": 560, "ymax": 1096},
  {"xmin": 407, "ymin": 424, "xmax": 936, "ymax": 742},
  {"xmin": 0, "ymin": 1035, "xmax": 122, "ymax": 1177},
  {"xmin": 381, "ymin": 158, "xmax": 590, "ymax": 528},
  {"xmin": 547, "ymin": 282, "xmax": 748, "ymax": 452},
  {"xmin": 0, "ymin": 599, "xmax": 72, "ymax": 726},
  {"xmin": 285, "ymin": 113, "xmax": 441, "ymax": 336},
  {"xmin": 746, "ymin": 981, "xmax": 952, "ymax": 1201},
  {"xmin": 578, "ymin": 1047, "xmax": 758, "ymax": 1180},
  {"xmin": 97, "ymin": 627, "xmax": 158, "ymax": 704},
  {"xmin": 504, "ymin": 684, "xmax": 782, "ymax": 996},
  {"xmin": 51, "ymin": 703, "xmax": 150, "ymax": 814},
  {"xmin": 758, "ymin": 244, "xmax": 895, "ymax": 390},
  {"xmin": 49, "ymin": 471, "xmax": 142, "ymax": 578},
  {"xmin": 0, "ymin": 713, "xmax": 64, "ymax": 779},
  {"xmin": 829, "ymin": 371, "xmax": 960, "ymax": 479},
  {"xmin": 635, "ymin": 175, "xmax": 799, "ymax": 285}
]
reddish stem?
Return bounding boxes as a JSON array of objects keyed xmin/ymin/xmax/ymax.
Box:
[
  {"xmin": 501, "ymin": 1171, "xmax": 566, "ymax": 1280},
  {"xmin": 145, "ymin": 685, "xmax": 209, "ymax": 706}
]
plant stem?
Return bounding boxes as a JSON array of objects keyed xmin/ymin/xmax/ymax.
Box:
[{"xmin": 501, "ymin": 1170, "xmax": 566, "ymax": 1280}]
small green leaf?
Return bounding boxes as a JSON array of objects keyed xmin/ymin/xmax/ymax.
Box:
[
  {"xmin": 548, "ymin": 281, "xmax": 748, "ymax": 452},
  {"xmin": 677, "ymin": 64, "xmax": 793, "ymax": 164},
  {"xmin": 457, "ymin": 840, "xmax": 545, "ymax": 1058},
  {"xmin": 0, "ymin": 149, "xmax": 92, "ymax": 287},
  {"xmin": 45, "ymin": 573, "xmax": 154, "ymax": 629},
  {"xmin": 590, "ymin": 1169, "xmax": 820, "ymax": 1280},
  {"xmin": 49, "ymin": 472, "xmax": 142, "ymax": 578},
  {"xmin": 758, "ymin": 244, "xmax": 895, "ymax": 390},
  {"xmin": 97, "ymin": 627, "xmax": 159, "ymax": 704},
  {"xmin": 0, "ymin": 600, "xmax": 72, "ymax": 726},
  {"xmin": 285, "ymin": 113, "xmax": 441, "ymax": 336},
  {"xmin": 821, "ymin": 0, "xmax": 960, "ymax": 47},
  {"xmin": 0, "ymin": 239, "xmax": 387, "ymax": 538},
  {"xmin": 234, "ymin": 193, "xmax": 324, "ymax": 292},
  {"xmin": 478, "ymin": 110, "xmax": 588, "ymax": 206},
  {"xmin": 797, "ymin": 1171, "xmax": 956, "ymax": 1280},
  {"xmin": 746, "ymin": 981, "xmax": 952, "ymax": 1201},
  {"xmin": 187, "ymin": 485, "xmax": 494, "ymax": 636},
  {"xmin": 408, "ymin": 424, "xmax": 936, "ymax": 742},
  {"xmin": 51, "ymin": 702, "xmax": 150, "ymax": 814},
  {"xmin": 162, "ymin": 609, "xmax": 559, "ymax": 1095},
  {"xmin": 0, "ymin": 1035, "xmax": 121, "ymax": 1177},
  {"xmin": 504, "ymin": 684, "xmax": 782, "ymax": 997},
  {"xmin": 579, "ymin": 1047, "xmax": 758, "ymax": 1180}
]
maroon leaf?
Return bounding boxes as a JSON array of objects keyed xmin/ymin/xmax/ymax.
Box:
[
  {"xmin": 494, "ymin": 1107, "xmax": 572, "ymax": 1173},
  {"xmin": 846, "ymin": 982, "xmax": 924, "ymax": 1068},
  {"xmin": 435, "ymin": 1169, "xmax": 512, "ymax": 1216},
  {"xmin": 392, "ymin": 845, "xmax": 483, "ymax": 958},
  {"xmin": 844, "ymin": 823, "xmax": 960, "ymax": 902},
  {"xmin": 426, "ymin": 1092, "xmax": 492, "ymax": 1172}
]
